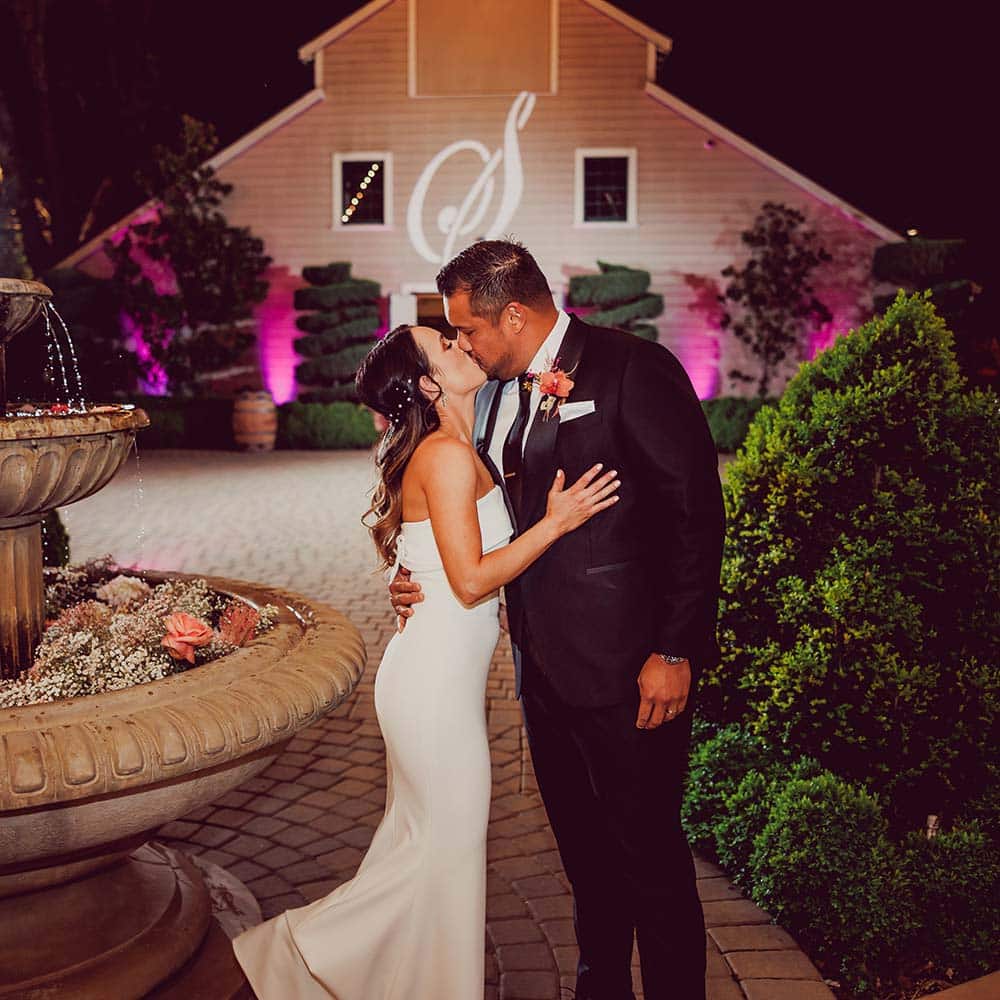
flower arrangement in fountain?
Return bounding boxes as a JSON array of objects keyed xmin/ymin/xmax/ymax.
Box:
[{"xmin": 0, "ymin": 556, "xmax": 280, "ymax": 708}]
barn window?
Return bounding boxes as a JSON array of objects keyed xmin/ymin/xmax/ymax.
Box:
[
  {"xmin": 574, "ymin": 148, "xmax": 638, "ymax": 227},
  {"xmin": 333, "ymin": 153, "xmax": 393, "ymax": 229}
]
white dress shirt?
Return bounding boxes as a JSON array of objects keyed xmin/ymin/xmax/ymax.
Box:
[{"xmin": 487, "ymin": 310, "xmax": 571, "ymax": 478}]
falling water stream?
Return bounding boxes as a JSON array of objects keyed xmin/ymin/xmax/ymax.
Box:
[{"xmin": 11, "ymin": 298, "xmax": 149, "ymax": 568}]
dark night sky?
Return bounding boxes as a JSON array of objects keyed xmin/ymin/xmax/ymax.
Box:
[
  {"xmin": 1, "ymin": 1, "xmax": 989, "ymax": 248},
  {"xmin": 137, "ymin": 0, "xmax": 988, "ymax": 243}
]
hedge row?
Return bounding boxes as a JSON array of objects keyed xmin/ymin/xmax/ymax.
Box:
[
  {"xmin": 684, "ymin": 723, "xmax": 1000, "ymax": 996},
  {"xmin": 129, "ymin": 396, "xmax": 764, "ymax": 452},
  {"xmin": 131, "ymin": 396, "xmax": 377, "ymax": 450}
]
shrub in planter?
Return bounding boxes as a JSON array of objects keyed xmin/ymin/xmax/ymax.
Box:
[
  {"xmin": 705, "ymin": 292, "xmax": 1000, "ymax": 829},
  {"xmin": 680, "ymin": 723, "xmax": 776, "ymax": 858},
  {"xmin": 750, "ymin": 772, "xmax": 916, "ymax": 995},
  {"xmin": 714, "ymin": 756, "xmax": 823, "ymax": 883},
  {"xmin": 700, "ymin": 397, "xmax": 778, "ymax": 453},
  {"xmin": 899, "ymin": 821, "xmax": 1000, "ymax": 977},
  {"xmin": 276, "ymin": 401, "xmax": 378, "ymax": 450}
]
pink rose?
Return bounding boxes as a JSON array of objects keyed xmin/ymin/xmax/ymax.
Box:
[
  {"xmin": 161, "ymin": 612, "xmax": 213, "ymax": 664},
  {"xmin": 538, "ymin": 370, "xmax": 574, "ymax": 398},
  {"xmin": 217, "ymin": 602, "xmax": 260, "ymax": 648}
]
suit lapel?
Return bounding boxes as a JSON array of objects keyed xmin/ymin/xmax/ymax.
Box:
[
  {"xmin": 473, "ymin": 381, "xmax": 499, "ymax": 450},
  {"xmin": 520, "ymin": 316, "xmax": 590, "ymax": 526},
  {"xmin": 474, "ymin": 380, "xmax": 519, "ymax": 529}
]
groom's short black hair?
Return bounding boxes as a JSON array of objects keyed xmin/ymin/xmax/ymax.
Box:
[{"xmin": 436, "ymin": 239, "xmax": 553, "ymax": 324}]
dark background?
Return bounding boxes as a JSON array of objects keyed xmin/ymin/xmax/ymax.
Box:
[{"xmin": 0, "ymin": 0, "xmax": 989, "ymax": 271}]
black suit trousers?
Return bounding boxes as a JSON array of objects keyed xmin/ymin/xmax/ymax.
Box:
[{"xmin": 519, "ymin": 641, "xmax": 707, "ymax": 1000}]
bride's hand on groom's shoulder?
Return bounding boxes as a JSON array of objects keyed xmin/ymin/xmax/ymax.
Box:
[{"xmin": 389, "ymin": 566, "xmax": 423, "ymax": 632}]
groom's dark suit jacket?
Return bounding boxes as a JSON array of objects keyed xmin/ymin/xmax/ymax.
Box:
[{"xmin": 474, "ymin": 315, "xmax": 725, "ymax": 708}]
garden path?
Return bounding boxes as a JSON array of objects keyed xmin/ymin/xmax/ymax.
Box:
[{"xmin": 62, "ymin": 448, "xmax": 833, "ymax": 1000}]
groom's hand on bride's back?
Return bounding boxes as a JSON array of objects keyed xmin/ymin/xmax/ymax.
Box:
[{"xmin": 389, "ymin": 566, "xmax": 423, "ymax": 632}]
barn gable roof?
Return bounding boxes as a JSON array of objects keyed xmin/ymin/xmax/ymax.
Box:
[
  {"xmin": 296, "ymin": 0, "xmax": 672, "ymax": 64},
  {"xmin": 56, "ymin": 1, "xmax": 897, "ymax": 269}
]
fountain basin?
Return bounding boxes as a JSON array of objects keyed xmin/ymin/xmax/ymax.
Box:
[{"xmin": 0, "ymin": 570, "xmax": 366, "ymax": 998}]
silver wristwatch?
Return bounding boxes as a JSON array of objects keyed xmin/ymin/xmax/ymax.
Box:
[{"xmin": 656, "ymin": 653, "xmax": 687, "ymax": 665}]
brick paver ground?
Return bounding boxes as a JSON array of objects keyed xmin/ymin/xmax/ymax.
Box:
[{"xmin": 62, "ymin": 448, "xmax": 833, "ymax": 1000}]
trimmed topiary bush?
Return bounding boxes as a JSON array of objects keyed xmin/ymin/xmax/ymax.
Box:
[
  {"xmin": 293, "ymin": 263, "xmax": 382, "ymax": 403},
  {"xmin": 899, "ymin": 822, "xmax": 1000, "ymax": 978},
  {"xmin": 276, "ymin": 401, "xmax": 378, "ymax": 450},
  {"xmin": 568, "ymin": 261, "xmax": 663, "ymax": 341},
  {"xmin": 704, "ymin": 292, "xmax": 999, "ymax": 830},
  {"xmin": 750, "ymin": 772, "xmax": 916, "ymax": 995},
  {"xmin": 680, "ymin": 723, "xmax": 776, "ymax": 858}
]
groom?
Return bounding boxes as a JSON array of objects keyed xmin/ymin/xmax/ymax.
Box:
[{"xmin": 391, "ymin": 239, "xmax": 725, "ymax": 1000}]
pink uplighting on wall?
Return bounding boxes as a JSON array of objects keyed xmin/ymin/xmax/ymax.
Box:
[{"xmin": 255, "ymin": 267, "xmax": 304, "ymax": 405}]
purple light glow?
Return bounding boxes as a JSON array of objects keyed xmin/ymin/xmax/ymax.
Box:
[{"xmin": 255, "ymin": 267, "xmax": 303, "ymax": 405}]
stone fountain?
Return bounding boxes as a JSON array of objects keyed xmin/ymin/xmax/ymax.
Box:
[{"xmin": 0, "ymin": 277, "xmax": 366, "ymax": 997}]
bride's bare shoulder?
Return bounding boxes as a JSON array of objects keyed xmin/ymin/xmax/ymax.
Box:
[{"xmin": 409, "ymin": 432, "xmax": 478, "ymax": 483}]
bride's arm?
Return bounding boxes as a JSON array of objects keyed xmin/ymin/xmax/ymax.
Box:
[{"xmin": 419, "ymin": 439, "xmax": 619, "ymax": 605}]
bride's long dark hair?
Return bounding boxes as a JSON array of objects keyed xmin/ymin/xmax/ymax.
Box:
[{"xmin": 355, "ymin": 325, "xmax": 444, "ymax": 569}]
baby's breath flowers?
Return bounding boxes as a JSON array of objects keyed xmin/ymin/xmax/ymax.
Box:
[{"xmin": 0, "ymin": 558, "xmax": 281, "ymax": 709}]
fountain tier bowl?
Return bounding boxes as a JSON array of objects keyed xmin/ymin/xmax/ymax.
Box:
[
  {"xmin": 0, "ymin": 405, "xmax": 150, "ymax": 676},
  {"xmin": 0, "ymin": 571, "xmax": 366, "ymax": 998}
]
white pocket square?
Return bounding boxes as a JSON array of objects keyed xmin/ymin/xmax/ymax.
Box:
[{"xmin": 559, "ymin": 400, "xmax": 596, "ymax": 423}]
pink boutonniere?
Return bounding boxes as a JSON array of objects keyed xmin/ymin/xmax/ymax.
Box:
[{"xmin": 524, "ymin": 358, "xmax": 577, "ymax": 420}]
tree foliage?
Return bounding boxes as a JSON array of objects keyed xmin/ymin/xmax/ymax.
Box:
[
  {"xmin": 719, "ymin": 202, "xmax": 832, "ymax": 396},
  {"xmin": 104, "ymin": 116, "xmax": 270, "ymax": 397}
]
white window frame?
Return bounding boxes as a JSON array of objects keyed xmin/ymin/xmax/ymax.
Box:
[
  {"xmin": 332, "ymin": 152, "xmax": 394, "ymax": 230},
  {"xmin": 574, "ymin": 147, "xmax": 638, "ymax": 228}
]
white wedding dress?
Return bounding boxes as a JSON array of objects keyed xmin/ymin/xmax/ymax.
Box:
[{"xmin": 233, "ymin": 485, "xmax": 512, "ymax": 999}]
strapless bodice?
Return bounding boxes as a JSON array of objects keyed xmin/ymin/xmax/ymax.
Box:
[{"xmin": 397, "ymin": 485, "xmax": 512, "ymax": 575}]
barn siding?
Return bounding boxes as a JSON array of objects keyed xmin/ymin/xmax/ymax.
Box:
[{"xmin": 77, "ymin": 0, "xmax": 886, "ymax": 400}]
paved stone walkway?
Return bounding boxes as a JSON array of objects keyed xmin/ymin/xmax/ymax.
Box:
[{"xmin": 62, "ymin": 448, "xmax": 834, "ymax": 1000}]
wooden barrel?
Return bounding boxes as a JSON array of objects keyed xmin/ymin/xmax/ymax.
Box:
[{"xmin": 232, "ymin": 390, "xmax": 277, "ymax": 452}]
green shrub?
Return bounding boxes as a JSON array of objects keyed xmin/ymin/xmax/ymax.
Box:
[
  {"xmin": 568, "ymin": 267, "xmax": 649, "ymax": 305},
  {"xmin": 714, "ymin": 756, "xmax": 823, "ymax": 884},
  {"xmin": 133, "ymin": 395, "xmax": 233, "ymax": 449},
  {"xmin": 750, "ymin": 773, "xmax": 916, "ymax": 995},
  {"xmin": 872, "ymin": 239, "xmax": 971, "ymax": 287},
  {"xmin": 276, "ymin": 401, "xmax": 378, "ymax": 449},
  {"xmin": 680, "ymin": 723, "xmax": 776, "ymax": 858},
  {"xmin": 293, "ymin": 264, "xmax": 382, "ymax": 402},
  {"xmin": 567, "ymin": 261, "xmax": 662, "ymax": 341},
  {"xmin": 295, "ymin": 343, "xmax": 375, "ymax": 384},
  {"xmin": 700, "ymin": 397, "xmax": 777, "ymax": 453},
  {"xmin": 706, "ymin": 292, "xmax": 1000, "ymax": 829},
  {"xmin": 301, "ymin": 262, "xmax": 352, "ymax": 286},
  {"xmin": 41, "ymin": 510, "xmax": 70, "ymax": 567},
  {"xmin": 899, "ymin": 822, "xmax": 1000, "ymax": 977},
  {"xmin": 587, "ymin": 294, "xmax": 664, "ymax": 327},
  {"xmin": 295, "ymin": 305, "xmax": 380, "ymax": 334},
  {"xmin": 956, "ymin": 765, "xmax": 1000, "ymax": 846},
  {"xmin": 294, "ymin": 279, "xmax": 381, "ymax": 311}
]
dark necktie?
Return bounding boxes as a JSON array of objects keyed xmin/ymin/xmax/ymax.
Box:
[{"xmin": 502, "ymin": 377, "xmax": 533, "ymax": 520}]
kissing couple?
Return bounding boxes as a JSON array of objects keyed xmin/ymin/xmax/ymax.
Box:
[{"xmin": 234, "ymin": 239, "xmax": 725, "ymax": 1000}]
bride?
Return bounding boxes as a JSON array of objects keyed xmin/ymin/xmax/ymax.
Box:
[{"xmin": 232, "ymin": 323, "xmax": 619, "ymax": 999}]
